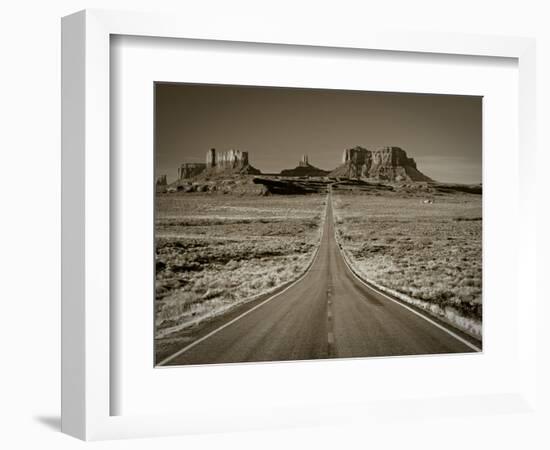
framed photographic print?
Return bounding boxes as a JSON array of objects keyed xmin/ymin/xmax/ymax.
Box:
[
  {"xmin": 153, "ymin": 83, "xmax": 482, "ymax": 368},
  {"xmin": 62, "ymin": 9, "xmax": 538, "ymax": 441}
]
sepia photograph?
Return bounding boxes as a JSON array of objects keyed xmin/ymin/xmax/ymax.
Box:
[{"xmin": 154, "ymin": 83, "xmax": 483, "ymax": 366}]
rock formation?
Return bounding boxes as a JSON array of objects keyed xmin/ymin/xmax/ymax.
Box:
[
  {"xmin": 175, "ymin": 148, "xmax": 261, "ymax": 181},
  {"xmin": 205, "ymin": 148, "xmax": 261, "ymax": 175},
  {"xmin": 178, "ymin": 163, "xmax": 206, "ymax": 179},
  {"xmin": 330, "ymin": 146, "xmax": 432, "ymax": 182},
  {"xmin": 280, "ymin": 154, "xmax": 329, "ymax": 177},
  {"xmin": 171, "ymin": 146, "xmax": 431, "ymax": 187},
  {"xmin": 155, "ymin": 174, "xmax": 167, "ymax": 193}
]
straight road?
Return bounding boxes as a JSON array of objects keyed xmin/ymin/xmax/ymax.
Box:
[{"xmin": 160, "ymin": 193, "xmax": 479, "ymax": 366}]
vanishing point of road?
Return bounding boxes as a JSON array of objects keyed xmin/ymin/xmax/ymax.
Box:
[{"xmin": 159, "ymin": 192, "xmax": 481, "ymax": 366}]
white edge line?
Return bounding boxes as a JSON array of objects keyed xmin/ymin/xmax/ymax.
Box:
[
  {"xmin": 157, "ymin": 194, "xmax": 330, "ymax": 366},
  {"xmin": 339, "ymin": 244, "xmax": 482, "ymax": 353}
]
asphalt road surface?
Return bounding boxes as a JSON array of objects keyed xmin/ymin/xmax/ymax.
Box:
[{"xmin": 160, "ymin": 193, "xmax": 480, "ymax": 366}]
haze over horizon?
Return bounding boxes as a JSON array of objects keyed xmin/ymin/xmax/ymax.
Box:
[{"xmin": 155, "ymin": 83, "xmax": 482, "ymax": 184}]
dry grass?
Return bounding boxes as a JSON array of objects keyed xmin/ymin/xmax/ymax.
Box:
[
  {"xmin": 332, "ymin": 192, "xmax": 482, "ymax": 322},
  {"xmin": 155, "ymin": 193, "xmax": 325, "ymax": 338}
]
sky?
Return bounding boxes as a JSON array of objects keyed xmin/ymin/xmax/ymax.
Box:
[{"xmin": 155, "ymin": 83, "xmax": 482, "ymax": 184}]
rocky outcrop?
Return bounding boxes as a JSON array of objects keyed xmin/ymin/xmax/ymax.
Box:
[
  {"xmin": 176, "ymin": 148, "xmax": 261, "ymax": 181},
  {"xmin": 336, "ymin": 146, "xmax": 372, "ymax": 178},
  {"xmin": 156, "ymin": 174, "xmax": 168, "ymax": 193},
  {"xmin": 280, "ymin": 154, "xmax": 329, "ymax": 177},
  {"xmin": 178, "ymin": 163, "xmax": 206, "ymax": 179},
  {"xmin": 331, "ymin": 146, "xmax": 432, "ymax": 182},
  {"xmin": 170, "ymin": 146, "xmax": 431, "ymax": 189},
  {"xmin": 205, "ymin": 148, "xmax": 261, "ymax": 175}
]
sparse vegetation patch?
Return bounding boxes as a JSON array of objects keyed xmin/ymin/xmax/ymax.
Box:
[
  {"xmin": 155, "ymin": 194, "xmax": 325, "ymax": 338},
  {"xmin": 332, "ymin": 192, "xmax": 482, "ymax": 326}
]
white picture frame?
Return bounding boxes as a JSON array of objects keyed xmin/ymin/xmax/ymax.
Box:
[{"xmin": 61, "ymin": 9, "xmax": 537, "ymax": 441}]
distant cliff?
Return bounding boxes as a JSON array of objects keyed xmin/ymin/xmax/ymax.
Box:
[
  {"xmin": 178, "ymin": 163, "xmax": 206, "ymax": 179},
  {"xmin": 155, "ymin": 174, "xmax": 168, "ymax": 193},
  {"xmin": 205, "ymin": 148, "xmax": 261, "ymax": 175},
  {"xmin": 172, "ymin": 146, "xmax": 431, "ymax": 184},
  {"xmin": 330, "ymin": 146, "xmax": 432, "ymax": 182},
  {"xmin": 177, "ymin": 148, "xmax": 261, "ymax": 180},
  {"xmin": 156, "ymin": 174, "xmax": 167, "ymax": 186}
]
